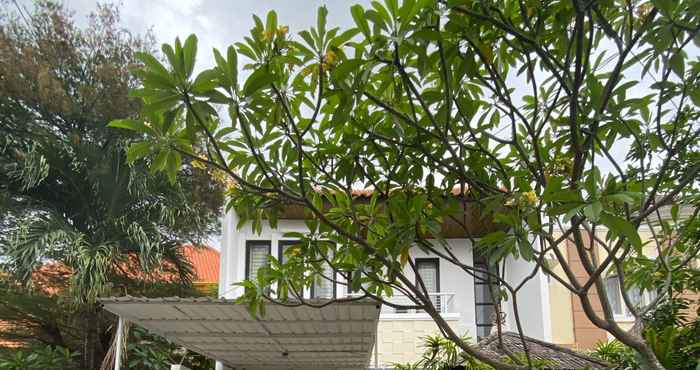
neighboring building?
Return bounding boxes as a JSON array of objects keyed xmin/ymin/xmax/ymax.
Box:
[
  {"xmin": 547, "ymin": 207, "xmax": 699, "ymax": 350},
  {"xmin": 182, "ymin": 244, "xmax": 220, "ymax": 295},
  {"xmin": 0, "ymin": 245, "xmax": 219, "ymax": 349},
  {"xmin": 215, "ymin": 190, "xmax": 552, "ymax": 368}
]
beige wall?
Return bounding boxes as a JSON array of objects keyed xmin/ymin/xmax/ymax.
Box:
[
  {"xmin": 547, "ymin": 228, "xmax": 699, "ymax": 349},
  {"xmin": 548, "ymin": 244, "xmax": 576, "ymax": 346},
  {"xmin": 371, "ymin": 318, "xmax": 461, "ymax": 368}
]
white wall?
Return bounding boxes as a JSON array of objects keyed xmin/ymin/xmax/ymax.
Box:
[
  {"xmin": 219, "ymin": 209, "xmax": 551, "ymax": 342},
  {"xmin": 400, "ymin": 240, "xmax": 477, "ymax": 337},
  {"xmin": 502, "ymin": 242, "xmax": 552, "ymax": 341}
]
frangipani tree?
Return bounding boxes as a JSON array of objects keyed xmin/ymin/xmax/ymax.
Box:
[{"xmin": 110, "ymin": 0, "xmax": 700, "ymax": 368}]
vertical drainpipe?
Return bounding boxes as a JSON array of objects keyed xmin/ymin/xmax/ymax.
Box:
[{"xmin": 113, "ymin": 317, "xmax": 124, "ymax": 370}]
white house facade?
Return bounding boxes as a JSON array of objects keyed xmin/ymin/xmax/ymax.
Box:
[{"xmin": 217, "ymin": 207, "xmax": 553, "ymax": 369}]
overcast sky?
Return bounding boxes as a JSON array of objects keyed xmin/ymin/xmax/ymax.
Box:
[{"xmin": 34, "ymin": 0, "xmax": 373, "ymax": 72}]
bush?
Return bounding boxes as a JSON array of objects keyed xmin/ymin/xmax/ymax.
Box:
[
  {"xmin": 0, "ymin": 345, "xmax": 78, "ymax": 370},
  {"xmin": 590, "ymin": 298, "xmax": 700, "ymax": 370},
  {"xmin": 127, "ymin": 326, "xmax": 213, "ymax": 370}
]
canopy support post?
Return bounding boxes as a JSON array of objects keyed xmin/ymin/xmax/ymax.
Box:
[{"xmin": 114, "ymin": 316, "xmax": 124, "ymax": 370}]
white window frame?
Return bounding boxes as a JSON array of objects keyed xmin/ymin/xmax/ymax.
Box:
[{"xmin": 604, "ymin": 275, "xmax": 656, "ymax": 321}]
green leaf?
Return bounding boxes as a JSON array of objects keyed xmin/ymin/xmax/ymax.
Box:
[
  {"xmin": 330, "ymin": 28, "xmax": 360, "ymax": 48},
  {"xmin": 599, "ymin": 213, "xmax": 642, "ymax": 249},
  {"xmin": 688, "ymin": 87, "xmax": 700, "ymax": 106},
  {"xmin": 668, "ymin": 52, "xmax": 684, "ymax": 78},
  {"xmin": 604, "ymin": 192, "xmax": 637, "ymax": 205},
  {"xmin": 165, "ymin": 151, "xmax": 181, "ymax": 184},
  {"xmin": 243, "ymin": 67, "xmax": 273, "ymax": 96},
  {"xmin": 317, "ymin": 6, "xmax": 328, "ymax": 36},
  {"xmin": 266, "ymin": 10, "xmax": 277, "ymax": 34},
  {"xmin": 142, "ymin": 94, "xmax": 181, "ymax": 115},
  {"xmin": 227, "ymin": 46, "xmax": 239, "ymax": 86},
  {"xmin": 385, "ymin": 0, "xmax": 399, "ymax": 17},
  {"xmin": 331, "ymin": 59, "xmax": 364, "ymax": 82},
  {"xmin": 126, "ymin": 142, "xmax": 152, "ymax": 162},
  {"xmin": 162, "ymin": 43, "xmax": 182, "ymax": 78},
  {"xmin": 652, "ymin": 0, "xmax": 676, "ymax": 17},
  {"xmin": 412, "ymin": 29, "xmax": 441, "ymax": 41},
  {"xmin": 135, "ymin": 52, "xmax": 171, "ymax": 79},
  {"xmin": 182, "ymin": 34, "xmax": 198, "ymax": 79},
  {"xmin": 583, "ymin": 201, "xmax": 602, "ymax": 222},
  {"xmin": 351, "ymin": 5, "xmax": 371, "ymax": 38},
  {"xmin": 108, "ymin": 119, "xmax": 148, "ymax": 133},
  {"xmin": 564, "ymin": 204, "xmax": 586, "ymax": 222},
  {"xmin": 151, "ymin": 150, "xmax": 169, "ymax": 174}
]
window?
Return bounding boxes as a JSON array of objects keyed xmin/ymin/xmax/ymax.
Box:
[
  {"xmin": 278, "ymin": 240, "xmax": 300, "ymax": 299},
  {"xmin": 246, "ymin": 241, "xmax": 271, "ymax": 282},
  {"xmin": 416, "ymin": 259, "xmax": 440, "ymax": 311},
  {"xmin": 308, "ymin": 241, "xmax": 335, "ymax": 299},
  {"xmin": 604, "ymin": 275, "xmax": 657, "ymax": 319},
  {"xmin": 474, "ymin": 252, "xmax": 498, "ymax": 339},
  {"xmin": 311, "ymin": 259, "xmax": 336, "ymax": 299},
  {"xmin": 278, "ymin": 240, "xmax": 298, "ymax": 265}
]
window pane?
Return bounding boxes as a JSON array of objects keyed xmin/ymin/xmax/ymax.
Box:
[
  {"xmin": 247, "ymin": 242, "xmax": 270, "ymax": 281},
  {"xmin": 417, "ymin": 260, "xmax": 440, "ymax": 310},
  {"xmin": 279, "ymin": 240, "xmax": 299, "ymax": 298},
  {"xmin": 604, "ymin": 276, "xmax": 622, "ymax": 315},
  {"xmin": 646, "ymin": 289, "xmax": 658, "ymax": 306},
  {"xmin": 313, "ymin": 262, "xmax": 335, "ymax": 299},
  {"xmin": 416, "ymin": 260, "xmax": 438, "ymax": 292},
  {"xmin": 279, "ymin": 241, "xmax": 295, "ymax": 264},
  {"xmin": 628, "ymin": 286, "xmax": 642, "ymax": 308}
]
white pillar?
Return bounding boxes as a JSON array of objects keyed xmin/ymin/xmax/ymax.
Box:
[
  {"xmin": 170, "ymin": 366, "xmax": 191, "ymax": 370},
  {"xmin": 214, "ymin": 361, "xmax": 226, "ymax": 370},
  {"xmin": 219, "ymin": 208, "xmax": 241, "ymax": 299},
  {"xmin": 113, "ymin": 317, "xmax": 124, "ymax": 370}
]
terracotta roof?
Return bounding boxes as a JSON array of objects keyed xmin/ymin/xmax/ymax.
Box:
[
  {"xmin": 476, "ymin": 332, "xmax": 609, "ymax": 369},
  {"xmin": 181, "ymin": 245, "xmax": 219, "ymax": 284},
  {"xmin": 21, "ymin": 245, "xmax": 220, "ymax": 296},
  {"xmin": 349, "ymin": 185, "xmax": 476, "ymax": 198}
]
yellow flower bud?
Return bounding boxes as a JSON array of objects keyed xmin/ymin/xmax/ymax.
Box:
[
  {"xmin": 190, "ymin": 160, "xmax": 207, "ymax": 169},
  {"xmin": 323, "ymin": 50, "xmax": 337, "ymax": 65},
  {"xmin": 277, "ymin": 25, "xmax": 289, "ymax": 37},
  {"xmin": 523, "ymin": 190, "xmax": 538, "ymax": 206}
]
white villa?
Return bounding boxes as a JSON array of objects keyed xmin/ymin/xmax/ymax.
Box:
[{"xmin": 101, "ymin": 195, "xmax": 553, "ymax": 370}]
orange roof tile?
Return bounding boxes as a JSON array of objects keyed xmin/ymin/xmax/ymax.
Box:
[
  {"xmin": 22, "ymin": 245, "xmax": 220, "ymax": 296},
  {"xmin": 181, "ymin": 245, "xmax": 220, "ymax": 284}
]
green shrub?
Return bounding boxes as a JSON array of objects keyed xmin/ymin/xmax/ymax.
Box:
[{"xmin": 0, "ymin": 345, "xmax": 78, "ymax": 370}]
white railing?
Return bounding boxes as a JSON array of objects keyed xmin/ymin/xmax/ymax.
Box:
[{"xmin": 348, "ymin": 292, "xmax": 456, "ymax": 315}]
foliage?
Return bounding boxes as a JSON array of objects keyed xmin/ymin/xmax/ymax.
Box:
[
  {"xmin": 591, "ymin": 340, "xmax": 639, "ymax": 370},
  {"xmin": 113, "ymin": 0, "xmax": 700, "ymax": 368},
  {"xmin": 0, "ymin": 2, "xmax": 222, "ymax": 368},
  {"xmin": 590, "ymin": 300, "xmax": 700, "ymax": 370},
  {"xmin": 0, "ymin": 345, "xmax": 79, "ymax": 370},
  {"xmin": 642, "ymin": 298, "xmax": 700, "ymax": 370},
  {"xmin": 0, "ymin": 0, "xmax": 222, "ymax": 303},
  {"xmin": 126, "ymin": 327, "xmax": 213, "ymax": 370},
  {"xmin": 413, "ymin": 334, "xmax": 471, "ymax": 369}
]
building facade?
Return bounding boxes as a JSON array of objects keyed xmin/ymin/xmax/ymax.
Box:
[
  {"xmin": 218, "ymin": 208, "xmax": 552, "ymax": 368},
  {"xmin": 547, "ymin": 224, "xmax": 699, "ymax": 350}
]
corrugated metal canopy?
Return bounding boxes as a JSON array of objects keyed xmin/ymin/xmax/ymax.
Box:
[{"xmin": 99, "ymin": 296, "xmax": 380, "ymax": 370}]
